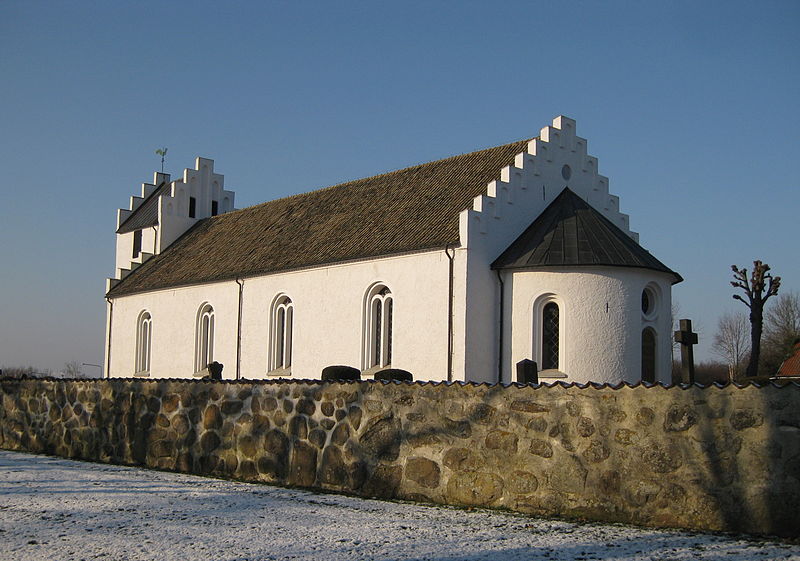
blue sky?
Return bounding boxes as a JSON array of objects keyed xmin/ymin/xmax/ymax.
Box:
[{"xmin": 1, "ymin": 1, "xmax": 798, "ymax": 374}]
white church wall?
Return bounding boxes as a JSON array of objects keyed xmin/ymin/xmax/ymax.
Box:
[
  {"xmin": 107, "ymin": 250, "xmax": 452, "ymax": 382},
  {"xmin": 457, "ymin": 116, "xmax": 653, "ymax": 386},
  {"xmin": 107, "ymin": 282, "xmax": 239, "ymax": 380},
  {"xmin": 505, "ymin": 267, "xmax": 674, "ymax": 385},
  {"xmin": 114, "ymin": 228, "xmax": 156, "ymax": 278}
]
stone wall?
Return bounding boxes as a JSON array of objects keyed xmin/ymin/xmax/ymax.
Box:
[{"xmin": 1, "ymin": 377, "xmax": 798, "ymax": 537}]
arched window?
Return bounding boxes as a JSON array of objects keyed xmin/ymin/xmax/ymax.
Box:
[
  {"xmin": 541, "ymin": 302, "xmax": 560, "ymax": 370},
  {"xmin": 642, "ymin": 327, "xmax": 657, "ymax": 383},
  {"xmin": 270, "ymin": 295, "xmax": 293, "ymax": 371},
  {"xmin": 364, "ymin": 284, "xmax": 393, "ymax": 369},
  {"xmin": 195, "ymin": 303, "xmax": 215, "ymax": 372},
  {"xmin": 135, "ymin": 311, "xmax": 152, "ymax": 374},
  {"xmin": 532, "ymin": 294, "xmax": 565, "ymax": 376}
]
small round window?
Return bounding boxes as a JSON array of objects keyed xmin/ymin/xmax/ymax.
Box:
[
  {"xmin": 561, "ymin": 164, "xmax": 572, "ymax": 180},
  {"xmin": 641, "ymin": 285, "xmax": 658, "ymax": 320}
]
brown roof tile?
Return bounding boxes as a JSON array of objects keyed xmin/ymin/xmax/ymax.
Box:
[
  {"xmin": 777, "ymin": 341, "xmax": 800, "ymax": 377},
  {"xmin": 107, "ymin": 139, "xmax": 530, "ymax": 297}
]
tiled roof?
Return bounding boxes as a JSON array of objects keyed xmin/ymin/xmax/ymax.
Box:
[
  {"xmin": 491, "ymin": 187, "xmax": 681, "ymax": 281},
  {"xmin": 107, "ymin": 139, "xmax": 530, "ymax": 297},
  {"xmin": 777, "ymin": 342, "xmax": 800, "ymax": 377},
  {"xmin": 117, "ymin": 182, "xmax": 170, "ymax": 234}
]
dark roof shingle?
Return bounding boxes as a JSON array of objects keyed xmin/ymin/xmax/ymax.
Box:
[
  {"xmin": 491, "ymin": 188, "xmax": 681, "ymax": 282},
  {"xmin": 108, "ymin": 139, "xmax": 530, "ymax": 297},
  {"xmin": 117, "ymin": 182, "xmax": 170, "ymax": 234}
]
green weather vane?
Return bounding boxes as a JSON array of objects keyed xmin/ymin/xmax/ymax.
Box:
[{"xmin": 155, "ymin": 147, "xmax": 168, "ymax": 173}]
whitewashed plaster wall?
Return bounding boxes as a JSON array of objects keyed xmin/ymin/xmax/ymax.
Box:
[
  {"xmin": 114, "ymin": 228, "xmax": 157, "ymax": 277},
  {"xmin": 106, "ymin": 249, "xmax": 453, "ymax": 382},
  {"xmin": 458, "ymin": 116, "xmax": 647, "ymax": 383},
  {"xmin": 503, "ymin": 267, "xmax": 675, "ymax": 385}
]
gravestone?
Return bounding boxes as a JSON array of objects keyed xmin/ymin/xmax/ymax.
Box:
[
  {"xmin": 516, "ymin": 359, "xmax": 538, "ymax": 384},
  {"xmin": 208, "ymin": 361, "xmax": 223, "ymax": 381},
  {"xmin": 673, "ymin": 319, "xmax": 697, "ymax": 384}
]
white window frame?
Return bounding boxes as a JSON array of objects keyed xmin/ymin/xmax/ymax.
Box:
[
  {"xmin": 531, "ymin": 293, "xmax": 566, "ymax": 377},
  {"xmin": 363, "ymin": 283, "xmax": 393, "ymax": 370},
  {"xmin": 135, "ymin": 311, "xmax": 152, "ymax": 374},
  {"xmin": 269, "ymin": 294, "xmax": 293, "ymax": 372},
  {"xmin": 195, "ymin": 303, "xmax": 215, "ymax": 373}
]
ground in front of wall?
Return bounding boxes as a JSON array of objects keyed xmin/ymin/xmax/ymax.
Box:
[{"xmin": 0, "ymin": 450, "xmax": 797, "ymax": 561}]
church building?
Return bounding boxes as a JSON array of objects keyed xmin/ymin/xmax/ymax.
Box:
[{"xmin": 104, "ymin": 116, "xmax": 681, "ymax": 384}]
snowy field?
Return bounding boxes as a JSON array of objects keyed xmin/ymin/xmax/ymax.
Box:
[{"xmin": 0, "ymin": 451, "xmax": 796, "ymax": 561}]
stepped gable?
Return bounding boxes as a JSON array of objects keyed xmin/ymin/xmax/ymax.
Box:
[
  {"xmin": 492, "ymin": 187, "xmax": 681, "ymax": 281},
  {"xmin": 117, "ymin": 181, "xmax": 171, "ymax": 234},
  {"xmin": 107, "ymin": 139, "xmax": 530, "ymax": 297}
]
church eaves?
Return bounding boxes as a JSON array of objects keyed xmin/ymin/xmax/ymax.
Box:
[
  {"xmin": 491, "ymin": 187, "xmax": 682, "ymax": 282},
  {"xmin": 106, "ymin": 139, "xmax": 530, "ymax": 297}
]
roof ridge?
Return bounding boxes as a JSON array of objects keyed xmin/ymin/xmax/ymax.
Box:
[
  {"xmin": 492, "ymin": 187, "xmax": 681, "ymax": 281},
  {"xmin": 217, "ymin": 137, "xmax": 533, "ymax": 219}
]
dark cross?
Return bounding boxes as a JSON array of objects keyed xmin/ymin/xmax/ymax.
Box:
[
  {"xmin": 516, "ymin": 359, "xmax": 539, "ymax": 384},
  {"xmin": 674, "ymin": 319, "xmax": 698, "ymax": 384}
]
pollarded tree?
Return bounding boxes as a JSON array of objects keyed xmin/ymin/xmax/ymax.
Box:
[{"xmin": 731, "ymin": 260, "xmax": 780, "ymax": 378}]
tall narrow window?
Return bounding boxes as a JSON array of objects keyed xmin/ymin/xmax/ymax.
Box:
[
  {"xmin": 211, "ymin": 200, "xmax": 219, "ymax": 216},
  {"xmin": 364, "ymin": 284, "xmax": 393, "ymax": 369},
  {"xmin": 135, "ymin": 311, "xmax": 152, "ymax": 374},
  {"xmin": 541, "ymin": 302, "xmax": 559, "ymax": 370},
  {"xmin": 195, "ymin": 303, "xmax": 215, "ymax": 372},
  {"xmin": 189, "ymin": 196, "xmax": 197, "ymax": 218},
  {"xmin": 642, "ymin": 328, "xmax": 657, "ymax": 383},
  {"xmin": 132, "ymin": 230, "xmax": 142, "ymax": 258},
  {"xmin": 269, "ymin": 295, "xmax": 293, "ymax": 371}
]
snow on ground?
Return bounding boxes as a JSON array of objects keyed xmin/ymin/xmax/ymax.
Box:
[{"xmin": 0, "ymin": 451, "xmax": 797, "ymax": 561}]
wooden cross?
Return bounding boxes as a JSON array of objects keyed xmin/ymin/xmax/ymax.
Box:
[{"xmin": 674, "ymin": 318, "xmax": 698, "ymax": 384}]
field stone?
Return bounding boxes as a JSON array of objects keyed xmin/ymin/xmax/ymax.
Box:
[
  {"xmin": 730, "ymin": 409, "xmax": 763, "ymax": 431},
  {"xmin": 511, "ymin": 400, "xmax": 549, "ymax": 414},
  {"xmin": 362, "ymin": 464, "xmax": 402, "ymax": 498},
  {"xmin": 485, "ymin": 430, "xmax": 518, "ymax": 453},
  {"xmin": 331, "ymin": 423, "xmax": 350, "ymax": 446},
  {"xmin": 446, "ymin": 471, "xmax": 504, "ymax": 506},
  {"xmin": 664, "ymin": 406, "xmax": 697, "ymax": 432},
  {"xmin": 636, "ymin": 407, "xmax": 655, "ymax": 426},
  {"xmin": 200, "ymin": 431, "xmax": 221, "ymax": 454},
  {"xmin": 405, "ymin": 457, "xmax": 441, "ymax": 488},
  {"xmin": 238, "ymin": 435, "xmax": 258, "ymax": 458},
  {"xmin": 359, "ymin": 415, "xmax": 401, "ymax": 461},
  {"xmin": 507, "ymin": 470, "xmax": 538, "ymax": 494},
  {"xmin": 529, "ymin": 439, "xmax": 553, "ymax": 458},
  {"xmin": 577, "ymin": 417, "xmax": 595, "ymax": 437},
  {"xmin": 203, "ymin": 405, "xmax": 223, "ymax": 430},
  {"xmin": 289, "ymin": 416, "xmax": 308, "ymax": 440},
  {"xmin": 289, "ymin": 441, "xmax": 318, "ymax": 487},
  {"xmin": 308, "ymin": 429, "xmax": 327, "ymax": 448},
  {"xmin": 349, "ymin": 406, "xmax": 363, "ymax": 430}
]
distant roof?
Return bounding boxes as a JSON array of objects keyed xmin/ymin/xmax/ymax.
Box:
[
  {"xmin": 777, "ymin": 341, "xmax": 800, "ymax": 377},
  {"xmin": 107, "ymin": 139, "xmax": 530, "ymax": 297},
  {"xmin": 492, "ymin": 187, "xmax": 682, "ymax": 282},
  {"xmin": 117, "ymin": 181, "xmax": 170, "ymax": 234}
]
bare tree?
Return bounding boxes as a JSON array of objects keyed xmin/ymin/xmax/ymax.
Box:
[
  {"xmin": 761, "ymin": 290, "xmax": 800, "ymax": 375},
  {"xmin": 62, "ymin": 361, "xmax": 83, "ymax": 378},
  {"xmin": 711, "ymin": 311, "xmax": 750, "ymax": 381},
  {"xmin": 731, "ymin": 260, "xmax": 781, "ymax": 378}
]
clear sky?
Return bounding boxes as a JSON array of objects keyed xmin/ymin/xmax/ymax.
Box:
[{"xmin": 1, "ymin": 1, "xmax": 798, "ymax": 374}]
